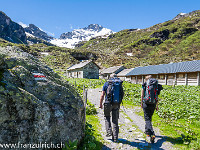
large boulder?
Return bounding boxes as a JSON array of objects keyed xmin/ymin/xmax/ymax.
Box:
[{"xmin": 0, "ymin": 46, "xmax": 85, "ymax": 149}]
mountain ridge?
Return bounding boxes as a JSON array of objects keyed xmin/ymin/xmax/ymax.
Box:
[
  {"xmin": 0, "ymin": 10, "xmax": 200, "ymax": 70},
  {"xmin": 50, "ymin": 24, "xmax": 114, "ymax": 48}
]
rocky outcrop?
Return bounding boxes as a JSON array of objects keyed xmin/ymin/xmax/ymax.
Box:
[
  {"xmin": 0, "ymin": 11, "xmax": 27, "ymax": 44},
  {"xmin": 0, "ymin": 46, "xmax": 85, "ymax": 149},
  {"xmin": 150, "ymin": 29, "xmax": 170, "ymax": 41},
  {"xmin": 173, "ymin": 10, "xmax": 200, "ymax": 20}
]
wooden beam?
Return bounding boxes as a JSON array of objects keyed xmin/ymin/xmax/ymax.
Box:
[
  {"xmin": 142, "ymin": 75, "xmax": 144, "ymax": 84},
  {"xmin": 165, "ymin": 74, "xmax": 167, "ymax": 85},
  {"xmin": 174, "ymin": 74, "xmax": 177, "ymax": 85},
  {"xmin": 185, "ymin": 73, "xmax": 188, "ymax": 86},
  {"xmin": 136, "ymin": 76, "xmax": 138, "ymax": 84}
]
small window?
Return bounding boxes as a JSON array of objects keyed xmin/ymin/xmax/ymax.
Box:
[
  {"xmin": 178, "ymin": 74, "xmax": 184, "ymax": 78},
  {"xmin": 159, "ymin": 75, "xmax": 164, "ymax": 79}
]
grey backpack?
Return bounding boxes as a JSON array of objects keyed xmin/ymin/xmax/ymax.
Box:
[{"xmin": 144, "ymin": 78, "xmax": 158, "ymax": 104}]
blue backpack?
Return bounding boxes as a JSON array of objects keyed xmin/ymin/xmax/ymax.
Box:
[{"xmin": 106, "ymin": 78, "xmax": 124, "ymax": 104}]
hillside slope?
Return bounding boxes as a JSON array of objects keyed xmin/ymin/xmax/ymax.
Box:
[{"xmin": 75, "ymin": 10, "xmax": 200, "ymax": 68}]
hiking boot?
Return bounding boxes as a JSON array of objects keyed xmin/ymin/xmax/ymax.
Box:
[
  {"xmin": 112, "ymin": 134, "xmax": 118, "ymax": 142},
  {"xmin": 144, "ymin": 131, "xmax": 150, "ymax": 137},
  {"xmin": 150, "ymin": 135, "xmax": 155, "ymax": 143}
]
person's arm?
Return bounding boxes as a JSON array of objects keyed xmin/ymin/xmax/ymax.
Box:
[
  {"xmin": 141, "ymin": 88, "xmax": 144, "ymax": 108},
  {"xmin": 121, "ymin": 87, "xmax": 124, "ymax": 100},
  {"xmin": 99, "ymin": 91, "xmax": 105, "ymax": 109}
]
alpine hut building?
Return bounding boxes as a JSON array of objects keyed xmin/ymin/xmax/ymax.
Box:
[{"xmin": 126, "ymin": 60, "xmax": 200, "ymax": 86}]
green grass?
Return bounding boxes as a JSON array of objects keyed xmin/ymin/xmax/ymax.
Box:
[
  {"xmin": 78, "ymin": 115, "xmax": 103, "ymax": 150},
  {"xmin": 122, "ymin": 82, "xmax": 200, "ymax": 150},
  {"xmin": 62, "ymin": 78, "xmax": 105, "ymax": 97},
  {"xmin": 65, "ymin": 78, "xmax": 200, "ymax": 149}
]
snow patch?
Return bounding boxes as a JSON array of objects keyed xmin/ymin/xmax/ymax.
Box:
[
  {"xmin": 25, "ymin": 32, "xmax": 35, "ymax": 38},
  {"xmin": 179, "ymin": 13, "xmax": 186, "ymax": 15},
  {"xmin": 18, "ymin": 22, "xmax": 28, "ymax": 28}
]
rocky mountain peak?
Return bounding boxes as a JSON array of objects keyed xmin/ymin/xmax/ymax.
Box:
[
  {"xmin": 0, "ymin": 11, "xmax": 11, "ymax": 25},
  {"xmin": 83, "ymin": 24, "xmax": 103, "ymax": 31},
  {"xmin": 24, "ymin": 24, "xmax": 53, "ymax": 41},
  {"xmin": 0, "ymin": 11, "xmax": 27, "ymax": 44},
  {"xmin": 52, "ymin": 24, "xmax": 114, "ymax": 48}
]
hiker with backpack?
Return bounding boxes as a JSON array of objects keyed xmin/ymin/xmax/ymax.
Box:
[
  {"xmin": 141, "ymin": 75, "xmax": 163, "ymax": 143},
  {"xmin": 99, "ymin": 74, "xmax": 124, "ymax": 142}
]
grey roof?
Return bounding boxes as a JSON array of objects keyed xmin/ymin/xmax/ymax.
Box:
[
  {"xmin": 67, "ymin": 60, "xmax": 99, "ymax": 71},
  {"xmin": 126, "ymin": 60, "xmax": 200, "ymax": 76},
  {"xmin": 101, "ymin": 66, "xmax": 124, "ymax": 74},
  {"xmin": 117, "ymin": 68, "xmax": 133, "ymax": 76}
]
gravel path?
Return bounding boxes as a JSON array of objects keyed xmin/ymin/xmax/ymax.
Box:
[{"xmin": 87, "ymin": 88, "xmax": 173, "ymax": 150}]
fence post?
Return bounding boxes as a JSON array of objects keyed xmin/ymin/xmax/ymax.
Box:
[
  {"xmin": 83, "ymin": 85, "xmax": 87, "ymax": 130},
  {"xmin": 83, "ymin": 84, "xmax": 85, "ymax": 99},
  {"xmin": 83, "ymin": 84, "xmax": 87, "ymax": 108},
  {"xmin": 85, "ymin": 89, "xmax": 88, "ymax": 105}
]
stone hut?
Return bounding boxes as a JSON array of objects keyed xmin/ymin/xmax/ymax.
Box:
[
  {"xmin": 100, "ymin": 65, "xmax": 126, "ymax": 79},
  {"xmin": 126, "ymin": 60, "xmax": 200, "ymax": 86},
  {"xmin": 67, "ymin": 60, "xmax": 100, "ymax": 79}
]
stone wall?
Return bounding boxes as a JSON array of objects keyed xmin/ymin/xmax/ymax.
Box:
[{"xmin": 83, "ymin": 62, "xmax": 99, "ymax": 79}]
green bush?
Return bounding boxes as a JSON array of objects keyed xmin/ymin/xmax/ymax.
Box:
[{"xmin": 86, "ymin": 102, "xmax": 97, "ymax": 115}]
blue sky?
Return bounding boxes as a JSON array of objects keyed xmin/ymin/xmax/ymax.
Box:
[{"xmin": 0, "ymin": 0, "xmax": 199, "ymax": 38}]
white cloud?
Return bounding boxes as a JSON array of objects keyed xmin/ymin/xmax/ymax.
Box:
[
  {"xmin": 70, "ymin": 24, "xmax": 73, "ymax": 30},
  {"xmin": 46, "ymin": 31, "xmax": 55, "ymax": 37},
  {"xmin": 18, "ymin": 22, "xmax": 28, "ymax": 28},
  {"xmin": 56, "ymin": 26, "xmax": 62, "ymax": 30}
]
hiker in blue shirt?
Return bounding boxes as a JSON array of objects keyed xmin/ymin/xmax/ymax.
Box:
[{"xmin": 99, "ymin": 73, "xmax": 124, "ymax": 142}]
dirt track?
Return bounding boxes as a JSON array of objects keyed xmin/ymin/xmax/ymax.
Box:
[{"xmin": 87, "ymin": 88, "xmax": 173, "ymax": 150}]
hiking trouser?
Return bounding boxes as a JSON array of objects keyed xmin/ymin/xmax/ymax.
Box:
[
  {"xmin": 104, "ymin": 102, "xmax": 119, "ymax": 140},
  {"xmin": 142, "ymin": 103, "xmax": 156, "ymax": 136}
]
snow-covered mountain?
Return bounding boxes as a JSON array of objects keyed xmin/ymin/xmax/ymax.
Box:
[{"xmin": 50, "ymin": 24, "xmax": 114, "ymax": 48}]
